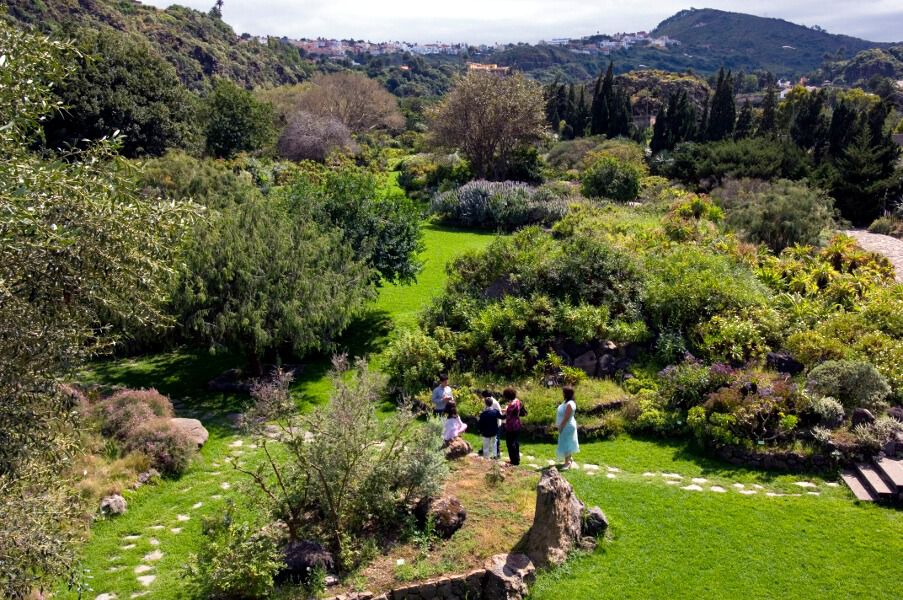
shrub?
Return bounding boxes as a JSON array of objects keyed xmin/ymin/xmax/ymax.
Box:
[
  {"xmin": 867, "ymin": 216, "xmax": 903, "ymax": 238},
  {"xmin": 397, "ymin": 153, "xmax": 471, "ymax": 199},
  {"xmin": 811, "ymin": 396, "xmax": 845, "ymax": 427},
  {"xmin": 186, "ymin": 506, "xmax": 284, "ymax": 599},
  {"xmin": 239, "ymin": 359, "xmax": 449, "ymax": 570},
  {"xmin": 713, "ymin": 179, "xmax": 838, "ymax": 252},
  {"xmin": 693, "ymin": 307, "xmax": 781, "ymax": 364},
  {"xmin": 806, "ymin": 360, "xmax": 892, "ymax": 411},
  {"xmin": 384, "ymin": 329, "xmax": 453, "ymax": 399},
  {"xmin": 852, "ymin": 416, "xmax": 903, "ymax": 454},
  {"xmin": 658, "ymin": 362, "xmax": 734, "ymax": 409},
  {"xmin": 124, "ymin": 420, "xmax": 196, "ymax": 476},
  {"xmin": 580, "ymin": 156, "xmax": 643, "ymax": 201},
  {"xmin": 784, "ymin": 330, "xmax": 848, "ymax": 367},
  {"xmin": 430, "ymin": 180, "xmax": 572, "ymax": 230},
  {"xmin": 277, "ymin": 111, "xmax": 356, "ymax": 162}
]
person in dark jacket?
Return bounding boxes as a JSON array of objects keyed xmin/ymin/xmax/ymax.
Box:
[
  {"xmin": 477, "ymin": 396, "xmax": 504, "ymax": 459},
  {"xmin": 502, "ymin": 387, "xmax": 527, "ymax": 465}
]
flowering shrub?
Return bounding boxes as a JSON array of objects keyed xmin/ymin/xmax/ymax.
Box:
[{"xmin": 431, "ymin": 180, "xmax": 574, "ymax": 229}]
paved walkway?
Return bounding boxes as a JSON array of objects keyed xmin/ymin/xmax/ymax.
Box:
[{"xmin": 845, "ymin": 230, "xmax": 903, "ymax": 283}]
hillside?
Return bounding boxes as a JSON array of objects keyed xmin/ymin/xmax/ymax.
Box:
[
  {"xmin": 3, "ymin": 0, "xmax": 312, "ymax": 89},
  {"xmin": 653, "ymin": 8, "xmax": 888, "ymax": 77},
  {"xmin": 817, "ymin": 46, "xmax": 903, "ymax": 85}
]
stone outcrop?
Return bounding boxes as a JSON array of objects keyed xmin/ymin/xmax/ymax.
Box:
[
  {"xmin": 582, "ymin": 506, "xmax": 609, "ymax": 537},
  {"xmin": 415, "ymin": 495, "xmax": 467, "ymax": 539},
  {"xmin": 482, "ymin": 553, "xmax": 535, "ymax": 600},
  {"xmin": 100, "ymin": 494, "xmax": 127, "ymax": 516},
  {"xmin": 852, "ymin": 408, "xmax": 876, "ymax": 428},
  {"xmin": 523, "ymin": 467, "xmax": 585, "ymax": 567},
  {"xmin": 444, "ymin": 437, "xmax": 472, "ymax": 460},
  {"xmin": 279, "ymin": 540, "xmax": 335, "ymax": 583},
  {"xmin": 766, "ymin": 351, "xmax": 805, "ymax": 375},
  {"xmin": 171, "ymin": 417, "xmax": 209, "ymax": 447}
]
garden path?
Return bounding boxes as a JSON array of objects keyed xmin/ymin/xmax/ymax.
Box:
[{"xmin": 845, "ymin": 229, "xmax": 903, "ymax": 282}]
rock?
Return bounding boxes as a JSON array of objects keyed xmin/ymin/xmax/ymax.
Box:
[
  {"xmin": 597, "ymin": 354, "xmax": 617, "ymax": 376},
  {"xmin": 171, "ymin": 417, "xmax": 209, "ymax": 448},
  {"xmin": 524, "ymin": 467, "xmax": 583, "ymax": 567},
  {"xmin": 573, "ymin": 351, "xmax": 598, "ymax": 377},
  {"xmin": 852, "ymin": 407, "xmax": 876, "ymax": 427},
  {"xmin": 279, "ymin": 540, "xmax": 335, "ymax": 583},
  {"xmin": 582, "ymin": 506, "xmax": 609, "ymax": 537},
  {"xmin": 888, "ymin": 406, "xmax": 903, "ymax": 423},
  {"xmin": 100, "ymin": 494, "xmax": 127, "ymax": 516},
  {"xmin": 414, "ymin": 495, "xmax": 467, "ymax": 539},
  {"xmin": 766, "ymin": 351, "xmax": 805, "ymax": 375},
  {"xmin": 444, "ymin": 437, "xmax": 472, "ymax": 460},
  {"xmin": 137, "ymin": 469, "xmax": 160, "ymax": 485},
  {"xmin": 225, "ymin": 412, "xmax": 244, "ymax": 428},
  {"xmin": 482, "ymin": 553, "xmax": 535, "ymax": 600}
]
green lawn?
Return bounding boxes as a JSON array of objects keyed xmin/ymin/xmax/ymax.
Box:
[{"xmin": 68, "ymin": 223, "xmax": 903, "ymax": 600}]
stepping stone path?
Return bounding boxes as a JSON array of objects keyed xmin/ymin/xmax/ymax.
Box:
[
  {"xmin": 96, "ymin": 593, "xmax": 117, "ymax": 600},
  {"xmin": 794, "ymin": 481, "xmax": 817, "ymax": 489},
  {"xmin": 681, "ymin": 484, "xmax": 704, "ymax": 491},
  {"xmin": 665, "ymin": 480, "xmax": 681, "ymax": 486},
  {"xmin": 710, "ymin": 486, "xmax": 727, "ymax": 493},
  {"xmin": 134, "ymin": 565, "xmax": 153, "ymax": 575},
  {"xmin": 606, "ymin": 473, "xmax": 616, "ymax": 479},
  {"xmin": 228, "ymin": 440, "xmax": 243, "ymax": 448},
  {"xmin": 131, "ymin": 593, "xmax": 149, "ymax": 598},
  {"xmin": 606, "ymin": 466, "xmax": 620, "ymax": 473},
  {"xmin": 123, "ymin": 535, "xmax": 141, "ymax": 541},
  {"xmin": 136, "ymin": 575, "xmax": 156, "ymax": 587},
  {"xmin": 732, "ymin": 483, "xmax": 745, "ymax": 489},
  {"xmin": 170, "ymin": 527, "xmax": 182, "ymax": 534},
  {"xmin": 148, "ymin": 538, "xmax": 160, "ymax": 546},
  {"xmin": 211, "ymin": 494, "xmax": 223, "ymax": 500},
  {"xmin": 691, "ymin": 477, "xmax": 708, "ymax": 484},
  {"xmin": 176, "ymin": 514, "xmax": 190, "ymax": 521},
  {"xmin": 220, "ymin": 482, "xmax": 231, "ymax": 490},
  {"xmin": 642, "ymin": 472, "xmax": 655, "ymax": 477},
  {"xmin": 148, "ymin": 525, "xmax": 164, "ymax": 530},
  {"xmin": 739, "ymin": 490, "xmax": 757, "ymax": 495},
  {"xmin": 120, "ymin": 544, "xmax": 136, "ymax": 550},
  {"xmin": 662, "ymin": 473, "xmax": 682, "ymax": 479},
  {"xmin": 143, "ymin": 550, "xmax": 164, "ymax": 562},
  {"xmin": 192, "ymin": 502, "xmax": 203, "ymax": 509}
]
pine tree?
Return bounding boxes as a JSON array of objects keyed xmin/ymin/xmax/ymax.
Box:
[
  {"xmin": 827, "ymin": 100, "xmax": 857, "ymax": 157},
  {"xmin": 789, "ymin": 90, "xmax": 827, "ymax": 151},
  {"xmin": 758, "ymin": 77, "xmax": 777, "ymax": 136},
  {"xmin": 591, "ymin": 62, "xmax": 614, "ymax": 136},
  {"xmin": 734, "ymin": 99, "xmax": 753, "ymax": 139},
  {"xmin": 706, "ymin": 68, "xmax": 736, "ymax": 141}
]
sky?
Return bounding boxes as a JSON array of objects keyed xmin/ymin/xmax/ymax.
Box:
[{"xmin": 141, "ymin": 1, "xmax": 903, "ymax": 44}]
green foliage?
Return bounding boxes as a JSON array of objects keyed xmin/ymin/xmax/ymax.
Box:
[
  {"xmin": 658, "ymin": 362, "xmax": 734, "ymax": 410},
  {"xmin": 203, "ymin": 79, "xmax": 276, "ymax": 158},
  {"xmin": 706, "ymin": 68, "xmax": 736, "ymax": 142},
  {"xmin": 384, "ymin": 329, "xmax": 453, "ymax": 399},
  {"xmin": 650, "ymin": 89, "xmax": 698, "ymax": 154},
  {"xmin": 430, "ymin": 180, "xmax": 575, "ymax": 230},
  {"xmin": 713, "ymin": 179, "xmax": 838, "ymax": 252},
  {"xmin": 139, "ymin": 151, "xmax": 263, "ymax": 209},
  {"xmin": 284, "ymin": 165, "xmax": 423, "ymax": 284},
  {"xmin": 173, "ymin": 198, "xmax": 373, "ymax": 369},
  {"xmin": 0, "ymin": 20, "xmax": 196, "ymax": 596},
  {"xmin": 44, "ymin": 28, "xmax": 198, "ymax": 157},
  {"xmin": 580, "ymin": 156, "xmax": 643, "ymax": 201},
  {"xmin": 806, "ymin": 360, "xmax": 892, "ymax": 411},
  {"xmin": 239, "ymin": 360, "xmax": 449, "ymax": 570},
  {"xmin": 396, "ymin": 153, "xmax": 472, "ymax": 200},
  {"xmin": 186, "ymin": 507, "xmax": 284, "ymax": 599}
]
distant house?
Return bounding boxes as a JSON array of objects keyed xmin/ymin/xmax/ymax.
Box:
[
  {"xmin": 546, "ymin": 38, "xmax": 571, "ymax": 46},
  {"xmin": 466, "ymin": 62, "xmax": 511, "ymax": 75}
]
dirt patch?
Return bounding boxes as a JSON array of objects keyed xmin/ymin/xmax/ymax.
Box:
[{"xmin": 334, "ymin": 457, "xmax": 538, "ymax": 595}]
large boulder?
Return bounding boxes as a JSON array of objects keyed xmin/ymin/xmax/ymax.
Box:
[
  {"xmin": 482, "ymin": 553, "xmax": 535, "ymax": 600},
  {"xmin": 523, "ymin": 467, "xmax": 583, "ymax": 567},
  {"xmin": 444, "ymin": 437, "xmax": 472, "ymax": 460},
  {"xmin": 171, "ymin": 417, "xmax": 209, "ymax": 448},
  {"xmin": 414, "ymin": 495, "xmax": 467, "ymax": 539},
  {"xmin": 573, "ymin": 350, "xmax": 598, "ymax": 377},
  {"xmin": 888, "ymin": 406, "xmax": 903, "ymax": 423},
  {"xmin": 582, "ymin": 506, "xmax": 609, "ymax": 537},
  {"xmin": 767, "ymin": 351, "xmax": 805, "ymax": 375},
  {"xmin": 279, "ymin": 539, "xmax": 335, "ymax": 583},
  {"xmin": 100, "ymin": 494, "xmax": 127, "ymax": 516}
]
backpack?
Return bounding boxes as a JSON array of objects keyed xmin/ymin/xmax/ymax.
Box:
[{"xmin": 505, "ymin": 399, "xmax": 523, "ymax": 432}]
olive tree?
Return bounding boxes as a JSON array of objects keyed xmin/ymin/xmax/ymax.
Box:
[
  {"xmin": 429, "ymin": 71, "xmax": 547, "ymax": 179},
  {"xmin": 293, "ymin": 72, "xmax": 405, "ymax": 132},
  {"xmin": 0, "ymin": 22, "xmax": 195, "ymax": 597}
]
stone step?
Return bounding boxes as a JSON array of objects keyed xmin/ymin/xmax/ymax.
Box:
[
  {"xmin": 873, "ymin": 457, "xmax": 903, "ymax": 494},
  {"xmin": 841, "ymin": 470, "xmax": 876, "ymax": 502},
  {"xmin": 855, "ymin": 463, "xmax": 893, "ymax": 498}
]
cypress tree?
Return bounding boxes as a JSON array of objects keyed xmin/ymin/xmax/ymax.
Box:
[
  {"xmin": 608, "ymin": 86, "xmax": 632, "ymax": 138},
  {"xmin": 734, "ymin": 99, "xmax": 753, "ymax": 139},
  {"xmin": 827, "ymin": 100, "xmax": 857, "ymax": 157},
  {"xmin": 696, "ymin": 91, "xmax": 710, "ymax": 142},
  {"xmin": 789, "ymin": 90, "xmax": 827, "ymax": 150},
  {"xmin": 574, "ymin": 86, "xmax": 590, "ymax": 137},
  {"xmin": 544, "ymin": 78, "xmax": 561, "ymax": 132},
  {"xmin": 650, "ymin": 89, "xmax": 696, "ymax": 153},
  {"xmin": 706, "ymin": 68, "xmax": 736, "ymax": 141},
  {"xmin": 563, "ymin": 84, "xmax": 577, "ymax": 139},
  {"xmin": 591, "ymin": 62, "xmax": 614, "ymax": 136},
  {"xmin": 759, "ymin": 75, "xmax": 777, "ymax": 136}
]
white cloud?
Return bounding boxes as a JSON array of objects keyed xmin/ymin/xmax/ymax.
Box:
[{"xmin": 140, "ymin": 0, "xmax": 903, "ymax": 43}]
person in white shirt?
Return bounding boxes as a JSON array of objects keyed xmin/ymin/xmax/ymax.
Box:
[
  {"xmin": 431, "ymin": 373, "xmax": 453, "ymax": 417},
  {"xmin": 442, "ymin": 402, "xmax": 467, "ymax": 442}
]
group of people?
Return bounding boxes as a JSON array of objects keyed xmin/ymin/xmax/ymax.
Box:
[{"xmin": 431, "ymin": 374, "xmax": 580, "ymax": 469}]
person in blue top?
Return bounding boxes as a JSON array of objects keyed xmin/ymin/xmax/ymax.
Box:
[
  {"xmin": 556, "ymin": 385, "xmax": 579, "ymax": 469},
  {"xmin": 431, "ymin": 373, "xmax": 453, "ymax": 417},
  {"xmin": 477, "ymin": 396, "xmax": 504, "ymax": 459}
]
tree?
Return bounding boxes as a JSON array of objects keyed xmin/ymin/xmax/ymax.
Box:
[
  {"xmin": 172, "ymin": 198, "xmax": 373, "ymax": 373},
  {"xmin": 591, "ymin": 62, "xmax": 614, "ymax": 136},
  {"xmin": 0, "ymin": 22, "xmax": 194, "ymax": 596},
  {"xmin": 734, "ymin": 99, "xmax": 754, "ymax": 139},
  {"xmin": 650, "ymin": 90, "xmax": 696, "ymax": 154},
  {"xmin": 294, "ymin": 72, "xmax": 404, "ymax": 132},
  {"xmin": 43, "ymin": 28, "xmax": 198, "ymax": 157},
  {"xmin": 203, "ymin": 78, "xmax": 276, "ymax": 158},
  {"xmin": 209, "ymin": 0, "xmax": 224, "ymax": 18},
  {"xmin": 608, "ymin": 86, "xmax": 633, "ymax": 138},
  {"xmin": 277, "ymin": 111, "xmax": 355, "ymax": 162},
  {"xmin": 788, "ymin": 89, "xmax": 828, "ymax": 151},
  {"xmin": 758, "ymin": 77, "xmax": 777, "ymax": 136},
  {"xmin": 283, "ymin": 166, "xmax": 423, "ymax": 284},
  {"xmin": 429, "ymin": 71, "xmax": 547, "ymax": 180},
  {"xmin": 706, "ymin": 68, "xmax": 736, "ymax": 141}
]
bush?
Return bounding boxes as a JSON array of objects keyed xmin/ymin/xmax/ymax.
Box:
[
  {"xmin": 93, "ymin": 389, "xmax": 174, "ymax": 439},
  {"xmin": 139, "ymin": 151, "xmax": 262, "ymax": 210},
  {"xmin": 277, "ymin": 111, "xmax": 356, "ymax": 162},
  {"xmin": 658, "ymin": 362, "xmax": 734, "ymax": 409},
  {"xmin": 713, "ymin": 179, "xmax": 838, "ymax": 252},
  {"xmin": 693, "ymin": 307, "xmax": 782, "ymax": 364},
  {"xmin": 806, "ymin": 360, "xmax": 892, "ymax": 411},
  {"xmin": 186, "ymin": 507, "xmax": 284, "ymax": 599},
  {"xmin": 124, "ymin": 420, "xmax": 196, "ymax": 476},
  {"xmin": 811, "ymin": 396, "xmax": 845, "ymax": 427},
  {"xmin": 580, "ymin": 156, "xmax": 643, "ymax": 201},
  {"xmin": 852, "ymin": 416, "xmax": 903, "ymax": 454},
  {"xmin": 384, "ymin": 329, "xmax": 453, "ymax": 399},
  {"xmin": 867, "ymin": 216, "xmax": 903, "ymax": 238},
  {"xmin": 784, "ymin": 330, "xmax": 848, "ymax": 367},
  {"xmin": 397, "ymin": 153, "xmax": 472, "ymax": 199},
  {"xmin": 430, "ymin": 180, "xmax": 573, "ymax": 230}
]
